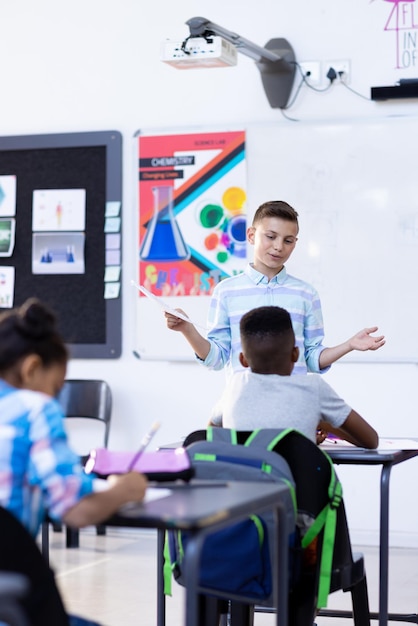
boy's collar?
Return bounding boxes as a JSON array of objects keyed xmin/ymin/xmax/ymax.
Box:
[{"xmin": 246, "ymin": 263, "xmax": 287, "ymax": 285}]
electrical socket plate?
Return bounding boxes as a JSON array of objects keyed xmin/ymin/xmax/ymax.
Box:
[
  {"xmin": 324, "ymin": 59, "xmax": 351, "ymax": 83},
  {"xmin": 299, "ymin": 61, "xmax": 321, "ymax": 85}
]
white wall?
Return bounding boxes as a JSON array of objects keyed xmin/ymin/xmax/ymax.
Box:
[{"xmin": 2, "ymin": 0, "xmax": 418, "ymax": 547}]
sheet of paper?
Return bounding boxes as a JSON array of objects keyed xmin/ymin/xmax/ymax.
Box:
[
  {"xmin": 132, "ymin": 280, "xmax": 207, "ymax": 330},
  {"xmin": 0, "ymin": 175, "xmax": 17, "ymax": 216},
  {"xmin": 32, "ymin": 188, "xmax": 86, "ymax": 231},
  {"xmin": 0, "ymin": 218, "xmax": 16, "ymax": 256},
  {"xmin": 143, "ymin": 487, "xmax": 172, "ymax": 502},
  {"xmin": 321, "ymin": 437, "xmax": 418, "ymax": 452},
  {"xmin": 377, "ymin": 438, "xmax": 418, "ymax": 451},
  {"xmin": 0, "ymin": 266, "xmax": 15, "ymax": 308},
  {"xmin": 321, "ymin": 439, "xmax": 359, "ymax": 451}
]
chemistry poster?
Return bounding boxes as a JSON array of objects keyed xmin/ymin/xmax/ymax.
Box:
[{"xmin": 137, "ymin": 129, "xmax": 247, "ymax": 297}]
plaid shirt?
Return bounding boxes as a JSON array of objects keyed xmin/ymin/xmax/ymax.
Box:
[
  {"xmin": 202, "ymin": 264, "xmax": 328, "ymax": 376},
  {"xmin": 0, "ymin": 380, "xmax": 94, "ymax": 536}
]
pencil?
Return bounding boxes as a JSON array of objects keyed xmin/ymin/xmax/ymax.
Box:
[{"xmin": 126, "ymin": 421, "xmax": 161, "ymax": 472}]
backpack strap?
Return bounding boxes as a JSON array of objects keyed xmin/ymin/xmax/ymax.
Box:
[
  {"xmin": 244, "ymin": 427, "xmax": 295, "ymax": 450},
  {"xmin": 300, "ymin": 450, "xmax": 343, "ymax": 608},
  {"xmin": 245, "ymin": 428, "xmax": 343, "ymax": 608},
  {"xmin": 163, "ymin": 531, "xmax": 173, "ymax": 596},
  {"xmin": 207, "ymin": 426, "xmax": 238, "ymax": 444}
]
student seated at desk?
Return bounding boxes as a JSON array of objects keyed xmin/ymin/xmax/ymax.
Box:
[
  {"xmin": 209, "ymin": 305, "xmax": 378, "ymax": 449},
  {"xmin": 0, "ymin": 298, "xmax": 147, "ymax": 625}
]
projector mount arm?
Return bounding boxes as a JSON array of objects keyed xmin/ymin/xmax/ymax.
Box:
[{"xmin": 185, "ymin": 16, "xmax": 297, "ymax": 108}]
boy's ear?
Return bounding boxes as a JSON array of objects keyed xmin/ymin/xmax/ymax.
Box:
[
  {"xmin": 246, "ymin": 226, "xmax": 255, "ymax": 245},
  {"xmin": 239, "ymin": 352, "xmax": 250, "ymax": 368},
  {"xmin": 20, "ymin": 354, "xmax": 42, "ymax": 387},
  {"xmin": 291, "ymin": 346, "xmax": 299, "ymax": 363}
]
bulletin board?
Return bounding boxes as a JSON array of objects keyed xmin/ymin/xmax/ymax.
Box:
[
  {"xmin": 134, "ymin": 117, "xmax": 418, "ymax": 364},
  {"xmin": 0, "ymin": 130, "xmax": 122, "ymax": 358}
]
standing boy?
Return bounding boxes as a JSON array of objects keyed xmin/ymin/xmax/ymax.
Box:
[
  {"xmin": 210, "ymin": 305, "xmax": 378, "ymax": 448},
  {"xmin": 166, "ymin": 200, "xmax": 385, "ymax": 375}
]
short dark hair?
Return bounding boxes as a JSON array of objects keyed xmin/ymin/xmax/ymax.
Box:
[
  {"xmin": 252, "ymin": 200, "xmax": 299, "ymax": 230},
  {"xmin": 0, "ymin": 298, "xmax": 68, "ymax": 372},
  {"xmin": 240, "ymin": 306, "xmax": 295, "ymax": 372}
]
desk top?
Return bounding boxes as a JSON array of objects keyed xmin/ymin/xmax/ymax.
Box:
[
  {"xmin": 324, "ymin": 445, "xmax": 418, "ymax": 466},
  {"xmin": 107, "ymin": 480, "xmax": 291, "ymax": 531},
  {"xmin": 161, "ymin": 438, "xmax": 418, "ymax": 466}
]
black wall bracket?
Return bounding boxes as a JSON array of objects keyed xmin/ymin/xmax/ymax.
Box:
[{"xmin": 371, "ymin": 82, "xmax": 418, "ymax": 100}]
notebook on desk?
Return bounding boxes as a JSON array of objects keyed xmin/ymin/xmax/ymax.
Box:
[{"xmin": 85, "ymin": 447, "xmax": 194, "ymax": 481}]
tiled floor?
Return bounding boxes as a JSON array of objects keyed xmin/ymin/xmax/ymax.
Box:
[{"xmin": 43, "ymin": 526, "xmax": 418, "ymax": 626}]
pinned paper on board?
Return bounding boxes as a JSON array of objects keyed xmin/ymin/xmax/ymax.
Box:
[
  {"xmin": 105, "ymin": 201, "xmax": 121, "ymax": 217},
  {"xmin": 0, "ymin": 266, "xmax": 15, "ymax": 308},
  {"xmin": 105, "ymin": 282, "xmax": 120, "ymax": 299},
  {"xmin": 0, "ymin": 218, "xmax": 16, "ymax": 257},
  {"xmin": 105, "ymin": 266, "xmax": 121, "ymax": 282},
  {"xmin": 32, "ymin": 232, "xmax": 85, "ymax": 274},
  {"xmin": 32, "ymin": 189, "xmax": 86, "ymax": 231},
  {"xmin": 0, "ymin": 176, "xmax": 17, "ymax": 217}
]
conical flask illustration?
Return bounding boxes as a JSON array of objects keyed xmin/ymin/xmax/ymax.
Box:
[{"xmin": 140, "ymin": 186, "xmax": 190, "ymax": 262}]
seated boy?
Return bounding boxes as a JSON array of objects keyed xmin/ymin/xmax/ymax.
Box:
[{"xmin": 210, "ymin": 305, "xmax": 378, "ymax": 449}]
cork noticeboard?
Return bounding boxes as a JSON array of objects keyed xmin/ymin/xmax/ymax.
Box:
[{"xmin": 0, "ymin": 130, "xmax": 122, "ymax": 358}]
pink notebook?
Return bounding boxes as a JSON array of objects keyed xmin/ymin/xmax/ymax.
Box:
[{"xmin": 84, "ymin": 447, "xmax": 194, "ymax": 482}]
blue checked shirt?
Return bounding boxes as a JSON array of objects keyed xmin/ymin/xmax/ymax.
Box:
[
  {"xmin": 202, "ymin": 264, "xmax": 328, "ymax": 376},
  {"xmin": 0, "ymin": 380, "xmax": 94, "ymax": 536}
]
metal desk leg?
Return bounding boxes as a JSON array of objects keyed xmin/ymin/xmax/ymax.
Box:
[
  {"xmin": 379, "ymin": 463, "xmax": 392, "ymax": 626},
  {"xmin": 157, "ymin": 530, "xmax": 166, "ymax": 626},
  {"xmin": 274, "ymin": 505, "xmax": 289, "ymax": 626}
]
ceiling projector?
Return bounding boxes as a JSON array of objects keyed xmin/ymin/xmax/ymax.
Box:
[{"xmin": 161, "ymin": 36, "xmax": 238, "ymax": 69}]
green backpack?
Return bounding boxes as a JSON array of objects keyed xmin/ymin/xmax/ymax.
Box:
[
  {"xmin": 172, "ymin": 427, "xmax": 343, "ymax": 609},
  {"xmin": 164, "ymin": 427, "xmax": 297, "ymax": 605}
]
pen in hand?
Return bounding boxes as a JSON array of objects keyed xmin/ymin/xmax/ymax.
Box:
[{"xmin": 126, "ymin": 421, "xmax": 161, "ymax": 472}]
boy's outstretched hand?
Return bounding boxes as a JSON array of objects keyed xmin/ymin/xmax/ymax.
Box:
[
  {"xmin": 349, "ymin": 327, "xmax": 385, "ymax": 352},
  {"xmin": 319, "ymin": 326, "xmax": 385, "ymax": 369}
]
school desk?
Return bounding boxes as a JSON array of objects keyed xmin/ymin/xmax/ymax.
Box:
[
  {"xmin": 106, "ymin": 479, "xmax": 293, "ymax": 626},
  {"xmin": 320, "ymin": 442, "xmax": 418, "ymax": 626}
]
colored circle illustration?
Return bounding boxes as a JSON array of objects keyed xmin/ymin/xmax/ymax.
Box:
[
  {"xmin": 199, "ymin": 204, "xmax": 224, "ymax": 228},
  {"xmin": 222, "ymin": 187, "xmax": 246, "ymax": 214}
]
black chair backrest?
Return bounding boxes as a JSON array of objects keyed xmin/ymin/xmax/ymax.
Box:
[
  {"xmin": 0, "ymin": 506, "xmax": 70, "ymax": 626},
  {"xmin": 57, "ymin": 379, "xmax": 112, "ymax": 448}
]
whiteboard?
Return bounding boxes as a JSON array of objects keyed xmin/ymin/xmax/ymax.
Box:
[{"xmin": 135, "ymin": 117, "xmax": 418, "ymax": 363}]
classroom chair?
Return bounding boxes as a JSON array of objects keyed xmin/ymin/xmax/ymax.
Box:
[
  {"xmin": 0, "ymin": 506, "xmax": 104, "ymax": 626},
  {"xmin": 181, "ymin": 428, "xmax": 371, "ymax": 626},
  {"xmin": 42, "ymin": 379, "xmax": 112, "ymax": 561},
  {"xmin": 0, "ymin": 505, "xmax": 71, "ymax": 625},
  {"xmin": 0, "ymin": 571, "xmax": 30, "ymax": 626}
]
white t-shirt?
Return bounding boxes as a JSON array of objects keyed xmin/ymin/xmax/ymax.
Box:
[{"xmin": 210, "ymin": 370, "xmax": 351, "ymax": 443}]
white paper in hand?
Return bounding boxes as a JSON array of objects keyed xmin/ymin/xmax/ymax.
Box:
[{"xmin": 131, "ymin": 281, "xmax": 207, "ymax": 330}]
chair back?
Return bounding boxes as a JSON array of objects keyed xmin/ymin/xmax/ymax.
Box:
[
  {"xmin": 0, "ymin": 506, "xmax": 69, "ymax": 626},
  {"xmin": 58, "ymin": 379, "xmax": 112, "ymax": 448}
]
